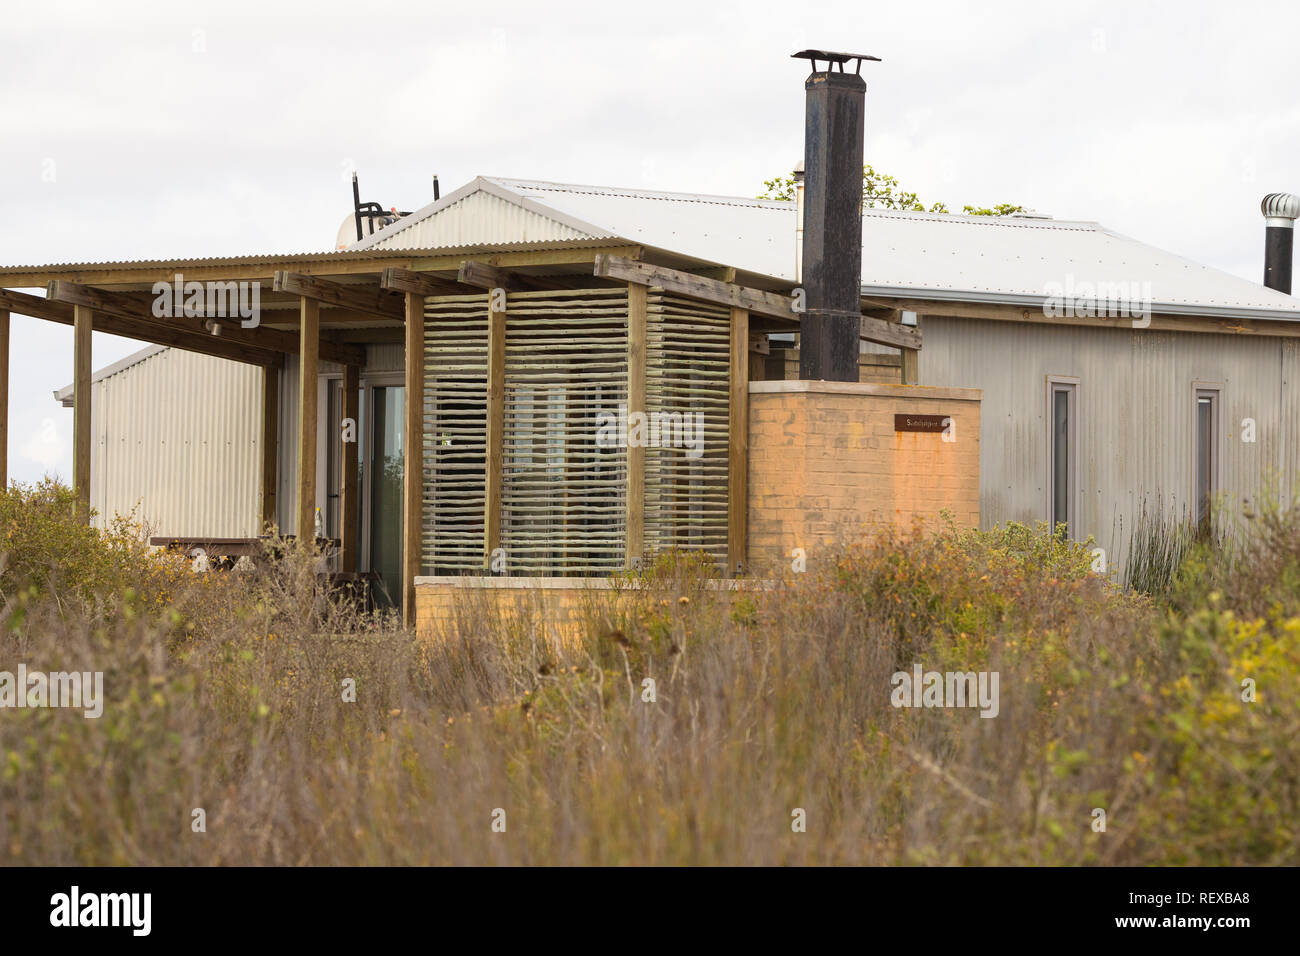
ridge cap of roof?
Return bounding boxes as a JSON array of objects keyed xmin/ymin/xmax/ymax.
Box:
[{"xmin": 483, "ymin": 176, "xmax": 795, "ymax": 210}]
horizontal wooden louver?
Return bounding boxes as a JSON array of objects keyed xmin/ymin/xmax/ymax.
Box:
[
  {"xmin": 423, "ymin": 294, "xmax": 489, "ymax": 573},
  {"xmin": 420, "ymin": 285, "xmax": 731, "ymax": 578},
  {"xmin": 501, "ymin": 288, "xmax": 628, "ymax": 575},
  {"xmin": 644, "ymin": 290, "xmax": 731, "ymax": 567}
]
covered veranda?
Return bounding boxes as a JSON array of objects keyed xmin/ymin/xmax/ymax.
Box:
[{"xmin": 0, "ymin": 239, "xmax": 922, "ymax": 626}]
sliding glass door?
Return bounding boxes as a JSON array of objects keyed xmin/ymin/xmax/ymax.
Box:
[{"xmin": 368, "ymin": 385, "xmax": 405, "ymax": 607}]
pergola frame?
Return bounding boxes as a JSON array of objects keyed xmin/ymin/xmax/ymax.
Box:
[{"xmin": 0, "ymin": 241, "xmax": 929, "ymax": 626}]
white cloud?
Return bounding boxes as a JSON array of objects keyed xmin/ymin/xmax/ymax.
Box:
[{"xmin": 18, "ymin": 415, "xmax": 66, "ymax": 476}]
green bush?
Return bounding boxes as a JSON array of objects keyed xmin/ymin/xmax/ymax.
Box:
[{"xmin": 1, "ymin": 482, "xmax": 1297, "ymax": 864}]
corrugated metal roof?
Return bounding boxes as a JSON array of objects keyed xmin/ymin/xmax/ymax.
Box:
[
  {"xmin": 355, "ymin": 175, "xmax": 1300, "ymax": 322},
  {"xmin": 0, "ymin": 249, "xmax": 410, "ymax": 274},
  {"xmin": 0, "ymin": 237, "xmax": 621, "ymax": 276},
  {"xmin": 10, "ymin": 174, "xmax": 1299, "ymax": 322}
]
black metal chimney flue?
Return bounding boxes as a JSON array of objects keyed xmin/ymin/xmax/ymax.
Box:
[
  {"xmin": 1261, "ymin": 192, "xmax": 1300, "ymax": 294},
  {"xmin": 793, "ymin": 49, "xmax": 879, "ymax": 381}
]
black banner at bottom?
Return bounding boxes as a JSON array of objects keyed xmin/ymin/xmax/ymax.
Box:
[{"xmin": 0, "ymin": 865, "xmax": 1280, "ymax": 944}]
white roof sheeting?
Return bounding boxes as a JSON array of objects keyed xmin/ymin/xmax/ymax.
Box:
[{"xmin": 352, "ymin": 176, "xmax": 1300, "ymax": 322}]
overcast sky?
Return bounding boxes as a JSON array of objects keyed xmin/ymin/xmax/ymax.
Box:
[{"xmin": 2, "ymin": 0, "xmax": 1297, "ymax": 484}]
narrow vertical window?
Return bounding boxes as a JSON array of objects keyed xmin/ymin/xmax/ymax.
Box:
[
  {"xmin": 1049, "ymin": 380, "xmax": 1077, "ymax": 534},
  {"xmin": 1195, "ymin": 388, "xmax": 1219, "ymax": 534},
  {"xmin": 325, "ymin": 379, "xmax": 342, "ymax": 540}
]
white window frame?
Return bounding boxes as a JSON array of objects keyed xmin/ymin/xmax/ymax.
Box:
[
  {"xmin": 1046, "ymin": 375, "xmax": 1080, "ymax": 536},
  {"xmin": 1192, "ymin": 381, "xmax": 1223, "ymax": 531}
]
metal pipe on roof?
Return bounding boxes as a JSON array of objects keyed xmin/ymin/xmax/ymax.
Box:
[
  {"xmin": 792, "ymin": 50, "xmax": 877, "ymax": 382},
  {"xmin": 1262, "ymin": 192, "xmax": 1300, "ymax": 294}
]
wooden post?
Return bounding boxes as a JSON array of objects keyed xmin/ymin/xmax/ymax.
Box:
[
  {"xmin": 73, "ymin": 305, "xmax": 92, "ymax": 523},
  {"xmin": 901, "ymin": 314, "xmax": 920, "ymax": 384},
  {"xmin": 626, "ymin": 282, "xmax": 647, "ymax": 568},
  {"xmin": 296, "ymin": 297, "xmax": 319, "ymax": 544},
  {"xmin": 0, "ymin": 310, "xmax": 8, "ymax": 491},
  {"xmin": 403, "ymin": 292, "xmax": 425, "ymax": 628},
  {"xmin": 901, "ymin": 348, "xmax": 919, "ymax": 385},
  {"xmin": 483, "ymin": 290, "xmax": 506, "ymax": 570},
  {"xmin": 727, "ymin": 307, "xmax": 749, "ymax": 575},
  {"xmin": 260, "ymin": 365, "xmax": 279, "ymax": 532},
  {"xmin": 341, "ymin": 363, "xmax": 360, "ymax": 574}
]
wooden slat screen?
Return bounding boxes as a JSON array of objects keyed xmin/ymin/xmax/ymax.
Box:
[
  {"xmin": 421, "ymin": 285, "xmax": 731, "ymax": 577},
  {"xmin": 423, "ymin": 294, "xmax": 489, "ymax": 573},
  {"xmin": 501, "ymin": 288, "xmax": 628, "ymax": 575},
  {"xmin": 644, "ymin": 290, "xmax": 731, "ymax": 566}
]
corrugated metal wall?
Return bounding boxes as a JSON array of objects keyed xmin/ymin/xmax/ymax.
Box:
[
  {"xmin": 86, "ymin": 342, "xmax": 403, "ymax": 539},
  {"xmin": 90, "ymin": 348, "xmax": 262, "ymax": 536},
  {"xmin": 920, "ymin": 316, "xmax": 1297, "ymax": 574}
]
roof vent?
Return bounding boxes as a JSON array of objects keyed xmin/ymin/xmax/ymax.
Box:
[
  {"xmin": 1261, "ymin": 192, "xmax": 1300, "ymax": 227},
  {"xmin": 1261, "ymin": 192, "xmax": 1300, "ymax": 294}
]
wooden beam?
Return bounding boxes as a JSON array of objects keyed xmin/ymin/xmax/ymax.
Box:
[
  {"xmin": 380, "ymin": 266, "xmax": 466, "ymax": 297},
  {"xmin": 626, "ymin": 282, "xmax": 647, "ymax": 568},
  {"xmin": 858, "ymin": 314, "xmax": 922, "ymax": 350},
  {"xmin": 402, "ymin": 293, "xmax": 425, "ymax": 627},
  {"xmin": 483, "ymin": 290, "xmax": 507, "ymax": 570},
  {"xmin": 596, "ymin": 254, "xmax": 799, "ymax": 323},
  {"xmin": 0, "ymin": 257, "xmax": 419, "ymax": 288},
  {"xmin": 273, "ymin": 271, "xmax": 403, "ymax": 321},
  {"xmin": 0, "ymin": 288, "xmax": 279, "ymax": 366},
  {"xmin": 260, "ymin": 366, "xmax": 279, "ymax": 532},
  {"xmin": 324, "ymin": 328, "xmax": 405, "ymax": 344},
  {"xmin": 0, "ymin": 310, "xmax": 8, "ymax": 490},
  {"xmin": 296, "ymin": 297, "xmax": 319, "ymax": 544},
  {"xmin": 341, "ymin": 363, "xmax": 360, "ymax": 574},
  {"xmin": 0, "ymin": 288, "xmax": 73, "ymax": 324},
  {"xmin": 876, "ymin": 296, "xmax": 1300, "ymax": 339},
  {"xmin": 596, "ymin": 254, "xmax": 922, "ymax": 351},
  {"xmin": 267, "ymin": 306, "xmax": 405, "ymax": 326},
  {"xmin": 689, "ymin": 266, "xmax": 738, "ymax": 282},
  {"xmin": 409, "ymin": 246, "xmax": 642, "ymax": 273},
  {"xmin": 728, "ymin": 307, "xmax": 748, "ymax": 574},
  {"xmin": 458, "ymin": 260, "xmax": 572, "ymax": 293},
  {"xmin": 46, "ymin": 281, "xmax": 363, "ymax": 366},
  {"xmin": 73, "ymin": 306, "xmax": 92, "ymax": 523}
]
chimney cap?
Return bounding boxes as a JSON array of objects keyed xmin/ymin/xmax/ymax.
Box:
[
  {"xmin": 1262, "ymin": 192, "xmax": 1300, "ymax": 226},
  {"xmin": 792, "ymin": 49, "xmax": 881, "ymax": 73}
]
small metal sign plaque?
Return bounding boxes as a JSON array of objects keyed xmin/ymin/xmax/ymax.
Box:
[{"xmin": 894, "ymin": 413, "xmax": 948, "ymax": 433}]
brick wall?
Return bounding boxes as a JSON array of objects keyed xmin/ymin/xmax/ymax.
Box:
[
  {"xmin": 414, "ymin": 577, "xmax": 600, "ymax": 643},
  {"xmin": 414, "ymin": 577, "xmax": 768, "ymax": 643},
  {"xmin": 747, "ymin": 381, "xmax": 981, "ymax": 568}
]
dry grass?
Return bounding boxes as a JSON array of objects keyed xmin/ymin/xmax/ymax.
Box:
[{"xmin": 1, "ymin": 484, "xmax": 1297, "ymax": 865}]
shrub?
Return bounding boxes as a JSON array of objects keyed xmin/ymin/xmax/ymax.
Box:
[{"xmin": 0, "ymin": 485, "xmax": 1296, "ymax": 865}]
